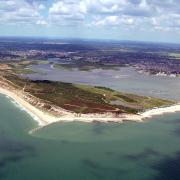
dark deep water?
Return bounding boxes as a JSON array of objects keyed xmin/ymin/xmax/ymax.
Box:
[{"xmin": 0, "ymin": 94, "xmax": 180, "ymax": 180}]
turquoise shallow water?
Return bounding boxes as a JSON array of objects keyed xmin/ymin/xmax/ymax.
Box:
[{"xmin": 0, "ymin": 94, "xmax": 180, "ymax": 180}]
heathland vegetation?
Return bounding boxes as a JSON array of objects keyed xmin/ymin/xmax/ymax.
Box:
[{"xmin": 3, "ymin": 73, "xmax": 173, "ymax": 114}]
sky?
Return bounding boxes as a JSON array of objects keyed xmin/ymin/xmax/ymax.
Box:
[{"xmin": 0, "ymin": 0, "xmax": 180, "ymax": 43}]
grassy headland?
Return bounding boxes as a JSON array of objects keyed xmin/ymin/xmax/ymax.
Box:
[{"xmin": 2, "ymin": 73, "xmax": 174, "ymax": 114}]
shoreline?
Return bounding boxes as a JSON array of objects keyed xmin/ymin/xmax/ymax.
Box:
[
  {"xmin": 0, "ymin": 87, "xmax": 58, "ymax": 127},
  {"xmin": 0, "ymin": 86, "xmax": 180, "ymax": 131}
]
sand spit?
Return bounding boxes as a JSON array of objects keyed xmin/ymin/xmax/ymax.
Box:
[{"xmin": 0, "ymin": 85, "xmax": 180, "ymax": 133}]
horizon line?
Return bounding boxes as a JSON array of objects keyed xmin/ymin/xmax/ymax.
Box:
[{"xmin": 0, "ymin": 35, "xmax": 180, "ymax": 45}]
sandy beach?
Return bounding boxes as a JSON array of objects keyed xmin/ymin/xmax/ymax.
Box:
[
  {"xmin": 0, "ymin": 87, "xmax": 59, "ymax": 126},
  {"xmin": 0, "ymin": 86, "xmax": 180, "ymax": 130}
]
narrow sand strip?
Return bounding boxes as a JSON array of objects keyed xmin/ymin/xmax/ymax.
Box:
[
  {"xmin": 140, "ymin": 104, "xmax": 180, "ymax": 118},
  {"xmin": 0, "ymin": 87, "xmax": 58, "ymax": 126}
]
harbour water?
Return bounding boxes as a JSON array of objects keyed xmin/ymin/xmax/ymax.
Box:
[{"xmin": 25, "ymin": 65, "xmax": 180, "ymax": 100}]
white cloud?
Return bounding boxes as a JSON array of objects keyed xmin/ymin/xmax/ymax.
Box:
[
  {"xmin": 86, "ymin": 0, "xmax": 180, "ymax": 33},
  {"xmin": 38, "ymin": 4, "xmax": 46, "ymax": 10},
  {"xmin": 92, "ymin": 15, "xmax": 135, "ymax": 26},
  {"xmin": 0, "ymin": 0, "xmax": 180, "ymax": 34},
  {"xmin": 49, "ymin": 0, "xmax": 87, "ymax": 24},
  {"xmin": 93, "ymin": 16, "xmax": 119, "ymax": 26},
  {"xmin": 85, "ymin": 0, "xmax": 127, "ymax": 14},
  {"xmin": 0, "ymin": 0, "xmax": 45, "ymax": 25},
  {"xmin": 36, "ymin": 19, "xmax": 47, "ymax": 25}
]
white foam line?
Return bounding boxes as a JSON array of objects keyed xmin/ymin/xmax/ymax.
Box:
[{"xmin": 8, "ymin": 96, "xmax": 44, "ymax": 126}]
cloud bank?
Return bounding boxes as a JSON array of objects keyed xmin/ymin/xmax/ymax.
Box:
[{"xmin": 0, "ymin": 0, "xmax": 180, "ymax": 41}]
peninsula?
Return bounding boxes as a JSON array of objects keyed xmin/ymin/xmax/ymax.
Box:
[{"xmin": 0, "ymin": 68, "xmax": 179, "ymax": 129}]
